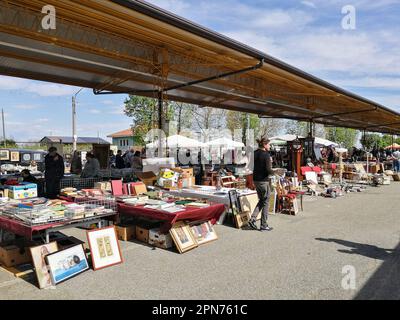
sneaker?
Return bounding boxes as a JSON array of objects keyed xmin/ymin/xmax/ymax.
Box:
[
  {"xmin": 248, "ymin": 219, "xmax": 258, "ymax": 230},
  {"xmin": 260, "ymin": 226, "xmax": 273, "ymax": 232}
]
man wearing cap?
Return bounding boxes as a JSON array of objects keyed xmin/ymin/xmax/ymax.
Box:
[
  {"xmin": 248, "ymin": 137, "xmax": 274, "ymax": 232},
  {"xmin": 44, "ymin": 147, "xmax": 65, "ymax": 199}
]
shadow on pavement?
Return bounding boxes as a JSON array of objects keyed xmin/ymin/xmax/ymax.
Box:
[
  {"xmin": 315, "ymin": 237, "xmax": 400, "ymax": 299},
  {"xmin": 315, "ymin": 238, "xmax": 394, "ymax": 260}
]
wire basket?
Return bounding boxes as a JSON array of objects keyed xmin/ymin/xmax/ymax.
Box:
[
  {"xmin": 72, "ymin": 196, "xmax": 118, "ymax": 214},
  {"xmin": 1, "ymin": 204, "xmax": 68, "ymax": 226},
  {"xmin": 60, "ymin": 177, "xmax": 103, "ymax": 190}
]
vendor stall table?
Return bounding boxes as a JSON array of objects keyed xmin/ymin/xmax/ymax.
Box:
[
  {"xmin": 165, "ymin": 185, "xmax": 258, "ymax": 221},
  {"xmin": 0, "ymin": 212, "xmax": 117, "ymax": 243},
  {"xmin": 118, "ymin": 202, "xmax": 225, "ymax": 233},
  {"xmin": 165, "ymin": 185, "xmax": 257, "ymax": 205}
]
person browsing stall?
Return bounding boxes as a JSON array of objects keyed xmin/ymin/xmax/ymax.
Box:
[
  {"xmin": 81, "ymin": 152, "xmax": 100, "ymax": 178},
  {"xmin": 45, "ymin": 147, "xmax": 65, "ymax": 199},
  {"xmin": 21, "ymin": 169, "xmax": 38, "ymax": 184},
  {"xmin": 248, "ymin": 137, "xmax": 274, "ymax": 232},
  {"xmin": 115, "ymin": 150, "xmax": 125, "ymax": 169}
]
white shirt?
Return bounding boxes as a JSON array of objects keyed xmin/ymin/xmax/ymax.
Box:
[{"xmin": 393, "ymin": 151, "xmax": 400, "ymax": 159}]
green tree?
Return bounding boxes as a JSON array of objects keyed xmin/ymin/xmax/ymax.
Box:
[
  {"xmin": 0, "ymin": 139, "xmax": 17, "ymax": 148},
  {"xmin": 226, "ymin": 111, "xmax": 260, "ymax": 143},
  {"xmin": 325, "ymin": 127, "xmax": 358, "ymax": 149}
]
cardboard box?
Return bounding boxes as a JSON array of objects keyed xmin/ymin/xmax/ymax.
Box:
[
  {"xmin": 136, "ymin": 171, "xmax": 158, "ymax": 186},
  {"xmin": 180, "ymin": 168, "xmax": 194, "ymax": 178},
  {"xmin": 0, "ymin": 244, "xmax": 31, "ymax": 267},
  {"xmin": 181, "ymin": 177, "xmax": 196, "ymax": 188},
  {"xmin": 0, "ymin": 188, "xmax": 9, "ymax": 198},
  {"xmin": 135, "ymin": 226, "xmax": 150, "ymax": 243},
  {"xmin": 115, "ymin": 224, "xmax": 136, "ymax": 241},
  {"xmin": 6, "ymin": 183, "xmax": 37, "ymax": 200},
  {"xmin": 135, "ymin": 220, "xmax": 161, "ymax": 243},
  {"xmin": 149, "ymin": 228, "xmax": 173, "ymax": 249}
]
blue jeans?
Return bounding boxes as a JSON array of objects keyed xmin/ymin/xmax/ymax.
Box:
[{"xmin": 393, "ymin": 159, "xmax": 400, "ymax": 172}]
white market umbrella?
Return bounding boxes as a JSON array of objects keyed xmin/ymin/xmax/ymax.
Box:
[
  {"xmin": 269, "ymin": 134, "xmax": 304, "ymax": 142},
  {"xmin": 206, "ymin": 137, "xmax": 244, "ymax": 149},
  {"xmin": 146, "ymin": 134, "xmax": 205, "ymax": 149},
  {"xmin": 314, "ymin": 137, "xmax": 338, "ymax": 147}
]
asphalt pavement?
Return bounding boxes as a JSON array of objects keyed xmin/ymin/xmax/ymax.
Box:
[{"xmin": 1, "ymin": 182, "xmax": 399, "ymax": 300}]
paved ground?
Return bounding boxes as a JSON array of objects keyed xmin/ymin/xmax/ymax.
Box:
[{"xmin": 1, "ymin": 183, "xmax": 399, "ymax": 300}]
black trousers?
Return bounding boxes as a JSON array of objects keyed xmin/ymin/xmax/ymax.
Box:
[
  {"xmin": 45, "ymin": 178, "xmax": 61, "ymax": 199},
  {"xmin": 251, "ymin": 181, "xmax": 271, "ymax": 228}
]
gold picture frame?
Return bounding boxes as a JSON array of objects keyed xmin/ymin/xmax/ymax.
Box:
[
  {"xmin": 10, "ymin": 151, "xmax": 19, "ymax": 162},
  {"xmin": 169, "ymin": 221, "xmax": 198, "ymax": 253},
  {"xmin": 30, "ymin": 242, "xmax": 59, "ymax": 289},
  {"xmin": 189, "ymin": 221, "xmax": 218, "ymax": 245},
  {"xmin": 0, "ymin": 150, "xmax": 9, "ymax": 161}
]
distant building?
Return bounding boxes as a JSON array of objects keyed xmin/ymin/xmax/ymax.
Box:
[
  {"xmin": 39, "ymin": 136, "xmax": 111, "ymax": 168},
  {"xmin": 107, "ymin": 129, "xmax": 141, "ymax": 151},
  {"xmin": 40, "ymin": 136, "xmax": 110, "ymax": 146}
]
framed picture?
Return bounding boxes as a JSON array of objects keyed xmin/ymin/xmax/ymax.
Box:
[
  {"xmin": 10, "ymin": 151, "xmax": 19, "ymax": 162},
  {"xmin": 234, "ymin": 211, "xmax": 250, "ymax": 229},
  {"xmin": 169, "ymin": 221, "xmax": 198, "ymax": 253},
  {"xmin": 0, "ymin": 150, "xmax": 9, "ymax": 161},
  {"xmin": 46, "ymin": 244, "xmax": 89, "ymax": 285},
  {"xmin": 21, "ymin": 153, "xmax": 31, "ymax": 162},
  {"xmin": 268, "ymin": 191, "xmax": 277, "ymax": 215},
  {"xmin": 86, "ymin": 226, "xmax": 123, "ymax": 270},
  {"xmin": 190, "ymin": 220, "xmax": 218, "ymax": 245},
  {"xmin": 30, "ymin": 242, "xmax": 59, "ymax": 289},
  {"xmin": 33, "ymin": 153, "xmax": 42, "ymax": 161}
]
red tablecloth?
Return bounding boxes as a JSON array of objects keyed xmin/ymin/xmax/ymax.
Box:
[
  {"xmin": 118, "ymin": 202, "xmax": 225, "ymax": 233},
  {"xmin": 0, "ymin": 215, "xmax": 64, "ymax": 239},
  {"xmin": 0, "ymin": 213, "xmax": 118, "ymax": 240}
]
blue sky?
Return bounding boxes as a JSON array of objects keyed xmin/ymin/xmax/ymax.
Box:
[{"xmin": 0, "ymin": 0, "xmax": 399, "ymax": 141}]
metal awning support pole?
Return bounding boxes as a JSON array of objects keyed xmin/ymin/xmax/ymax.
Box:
[
  {"xmin": 392, "ymin": 134, "xmax": 394, "ymax": 153},
  {"xmin": 158, "ymin": 90, "xmax": 164, "ymax": 157}
]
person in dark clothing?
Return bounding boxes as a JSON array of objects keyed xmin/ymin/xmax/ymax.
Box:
[
  {"xmin": 21, "ymin": 169, "xmax": 38, "ymax": 184},
  {"xmin": 70, "ymin": 150, "xmax": 82, "ymax": 174},
  {"xmin": 115, "ymin": 150, "xmax": 125, "ymax": 169},
  {"xmin": 44, "ymin": 147, "xmax": 64, "ymax": 199},
  {"xmin": 248, "ymin": 137, "xmax": 274, "ymax": 232}
]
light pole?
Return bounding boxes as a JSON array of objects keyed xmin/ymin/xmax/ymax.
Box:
[{"xmin": 72, "ymin": 88, "xmax": 84, "ymax": 152}]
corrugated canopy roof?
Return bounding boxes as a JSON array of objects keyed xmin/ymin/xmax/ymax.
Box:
[
  {"xmin": 40, "ymin": 136, "xmax": 110, "ymax": 145},
  {"xmin": 0, "ymin": 0, "xmax": 399, "ymax": 134}
]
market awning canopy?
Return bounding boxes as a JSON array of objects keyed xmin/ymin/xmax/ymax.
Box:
[{"xmin": 1, "ymin": 0, "xmax": 400, "ymax": 134}]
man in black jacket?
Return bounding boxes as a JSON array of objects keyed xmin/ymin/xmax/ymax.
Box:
[
  {"xmin": 45, "ymin": 147, "xmax": 64, "ymax": 199},
  {"xmin": 248, "ymin": 137, "xmax": 274, "ymax": 232}
]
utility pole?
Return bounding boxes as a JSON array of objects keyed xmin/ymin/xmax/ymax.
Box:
[
  {"xmin": 72, "ymin": 88, "xmax": 84, "ymax": 152},
  {"xmin": 1, "ymin": 109, "xmax": 6, "ymax": 147}
]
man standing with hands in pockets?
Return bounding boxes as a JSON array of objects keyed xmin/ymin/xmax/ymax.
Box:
[{"xmin": 248, "ymin": 137, "xmax": 274, "ymax": 232}]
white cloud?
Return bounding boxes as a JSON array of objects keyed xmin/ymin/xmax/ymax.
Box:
[
  {"xmin": 26, "ymin": 82, "xmax": 78, "ymax": 97},
  {"xmin": 0, "ymin": 76, "xmax": 29, "ymax": 90},
  {"xmin": 89, "ymin": 109, "xmax": 101, "ymax": 114},
  {"xmin": 0, "ymin": 75, "xmax": 79, "ymax": 97},
  {"xmin": 108, "ymin": 105, "xmax": 125, "ymax": 115},
  {"xmin": 301, "ymin": 1, "xmax": 316, "ymax": 9}
]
